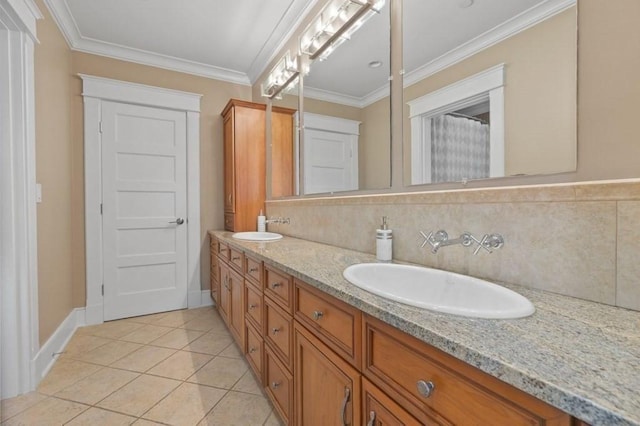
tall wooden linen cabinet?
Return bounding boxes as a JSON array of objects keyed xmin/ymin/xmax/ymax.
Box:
[{"xmin": 222, "ymin": 99, "xmax": 296, "ymax": 231}]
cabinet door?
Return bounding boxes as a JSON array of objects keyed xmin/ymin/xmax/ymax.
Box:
[
  {"xmin": 271, "ymin": 108, "xmax": 295, "ymax": 198},
  {"xmin": 218, "ymin": 262, "xmax": 231, "ymax": 324},
  {"xmin": 223, "ymin": 112, "xmax": 235, "ymax": 214},
  {"xmin": 294, "ymin": 323, "xmax": 361, "ymax": 426},
  {"xmin": 210, "ymin": 237, "xmax": 219, "ymax": 304},
  {"xmin": 362, "ymin": 377, "xmax": 426, "ymax": 426},
  {"xmin": 229, "ymin": 268, "xmax": 245, "ymax": 348}
]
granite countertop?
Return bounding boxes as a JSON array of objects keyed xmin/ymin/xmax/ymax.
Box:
[{"xmin": 211, "ymin": 231, "xmax": 640, "ymax": 426}]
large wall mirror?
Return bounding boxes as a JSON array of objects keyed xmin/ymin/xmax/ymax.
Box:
[
  {"xmin": 267, "ymin": 0, "xmax": 577, "ymax": 198},
  {"xmin": 403, "ymin": 0, "xmax": 577, "ymax": 186}
]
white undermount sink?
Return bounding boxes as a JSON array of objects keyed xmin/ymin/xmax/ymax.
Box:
[
  {"xmin": 232, "ymin": 231, "xmax": 283, "ymax": 242},
  {"xmin": 343, "ymin": 263, "xmax": 535, "ymax": 319}
]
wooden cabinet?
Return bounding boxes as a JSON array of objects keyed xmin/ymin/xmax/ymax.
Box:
[
  {"xmin": 271, "ymin": 106, "xmax": 297, "ymax": 198},
  {"xmin": 294, "ymin": 322, "xmax": 361, "ymax": 426},
  {"xmin": 221, "ymin": 99, "xmax": 266, "ymax": 231},
  {"xmin": 363, "ymin": 315, "xmax": 571, "ymax": 426},
  {"xmin": 214, "ymin": 243, "xmax": 244, "ymax": 350}
]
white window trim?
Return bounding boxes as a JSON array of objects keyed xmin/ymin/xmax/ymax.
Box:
[
  {"xmin": 80, "ymin": 74, "xmax": 203, "ymax": 325},
  {"xmin": 408, "ymin": 64, "xmax": 505, "ymax": 183}
]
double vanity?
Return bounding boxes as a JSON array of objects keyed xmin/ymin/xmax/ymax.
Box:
[{"xmin": 210, "ymin": 230, "xmax": 639, "ymax": 425}]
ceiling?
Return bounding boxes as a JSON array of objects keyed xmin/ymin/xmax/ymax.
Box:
[
  {"xmin": 44, "ymin": 0, "xmax": 575, "ymax": 104},
  {"xmin": 44, "ymin": 0, "xmax": 318, "ymax": 85}
]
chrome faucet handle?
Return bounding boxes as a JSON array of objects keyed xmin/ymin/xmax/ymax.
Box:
[
  {"xmin": 473, "ymin": 234, "xmax": 504, "ymax": 255},
  {"xmin": 420, "ymin": 230, "xmax": 448, "ymax": 253}
]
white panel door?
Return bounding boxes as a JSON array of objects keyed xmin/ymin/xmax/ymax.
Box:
[
  {"xmin": 303, "ymin": 129, "xmax": 358, "ymax": 194},
  {"xmin": 101, "ymin": 101, "xmax": 188, "ymax": 320}
]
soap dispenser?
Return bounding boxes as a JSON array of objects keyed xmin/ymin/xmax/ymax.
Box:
[
  {"xmin": 257, "ymin": 210, "xmax": 266, "ymax": 232},
  {"xmin": 376, "ymin": 216, "xmax": 393, "ymax": 262}
]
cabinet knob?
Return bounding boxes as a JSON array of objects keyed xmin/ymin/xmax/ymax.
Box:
[
  {"xmin": 249, "ymin": 304, "xmax": 258, "ymax": 310},
  {"xmin": 271, "ymin": 381, "xmax": 281, "ymax": 389},
  {"xmin": 271, "ymin": 282, "xmax": 282, "ymax": 288},
  {"xmin": 249, "ymin": 347, "xmax": 256, "ymax": 354},
  {"xmin": 416, "ymin": 380, "xmax": 435, "ymax": 398},
  {"xmin": 312, "ymin": 310, "xmax": 324, "ymax": 320},
  {"xmin": 271, "ymin": 327, "xmax": 281, "ymax": 335},
  {"xmin": 249, "ymin": 267, "xmax": 258, "ymax": 273},
  {"xmin": 232, "ymin": 256, "xmax": 240, "ymax": 261}
]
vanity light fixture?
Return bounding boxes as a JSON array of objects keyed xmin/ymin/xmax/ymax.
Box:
[
  {"xmin": 261, "ymin": 51, "xmax": 301, "ymax": 99},
  {"xmin": 300, "ymin": 0, "xmax": 385, "ymax": 61}
]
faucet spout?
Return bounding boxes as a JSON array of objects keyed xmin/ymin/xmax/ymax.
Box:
[{"xmin": 420, "ymin": 230, "xmax": 474, "ymax": 253}]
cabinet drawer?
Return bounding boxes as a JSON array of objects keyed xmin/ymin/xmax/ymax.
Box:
[
  {"xmin": 362, "ymin": 376, "xmax": 431, "ymax": 426},
  {"xmin": 294, "ymin": 279, "xmax": 361, "ymax": 367},
  {"xmin": 229, "ymin": 247, "xmax": 244, "ymax": 272},
  {"xmin": 245, "ymin": 281, "xmax": 263, "ymax": 330},
  {"xmin": 264, "ymin": 265, "xmax": 293, "ymax": 312},
  {"xmin": 363, "ymin": 316, "xmax": 571, "ymax": 426},
  {"xmin": 218, "ymin": 241, "xmax": 230, "ymax": 262},
  {"xmin": 245, "ymin": 255, "xmax": 263, "ymax": 286},
  {"xmin": 265, "ymin": 297, "xmax": 292, "ymax": 371},
  {"xmin": 265, "ymin": 346, "xmax": 293, "ymax": 424},
  {"xmin": 245, "ymin": 322, "xmax": 263, "ymax": 384},
  {"xmin": 224, "ymin": 213, "xmax": 235, "ymax": 231}
]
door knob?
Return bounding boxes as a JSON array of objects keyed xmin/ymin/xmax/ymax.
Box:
[{"xmin": 169, "ymin": 218, "xmax": 185, "ymax": 225}]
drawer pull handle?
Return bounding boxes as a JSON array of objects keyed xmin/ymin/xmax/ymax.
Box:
[
  {"xmin": 271, "ymin": 381, "xmax": 281, "ymax": 389},
  {"xmin": 249, "ymin": 267, "xmax": 258, "ymax": 273},
  {"xmin": 272, "ymin": 282, "xmax": 282, "ymax": 288},
  {"xmin": 271, "ymin": 327, "xmax": 281, "ymax": 335},
  {"xmin": 249, "ymin": 304, "xmax": 258, "ymax": 310},
  {"xmin": 367, "ymin": 411, "xmax": 376, "ymax": 426},
  {"xmin": 312, "ymin": 310, "xmax": 324, "ymax": 320},
  {"xmin": 341, "ymin": 387, "xmax": 350, "ymax": 426},
  {"xmin": 417, "ymin": 380, "xmax": 435, "ymax": 398},
  {"xmin": 249, "ymin": 347, "xmax": 256, "ymax": 354},
  {"xmin": 232, "ymin": 256, "xmax": 240, "ymax": 261}
]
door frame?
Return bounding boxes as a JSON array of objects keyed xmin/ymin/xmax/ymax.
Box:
[
  {"xmin": 0, "ymin": 0, "xmax": 42, "ymax": 398},
  {"xmin": 80, "ymin": 74, "xmax": 202, "ymax": 325}
]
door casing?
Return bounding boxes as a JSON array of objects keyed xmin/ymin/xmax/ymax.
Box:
[{"xmin": 80, "ymin": 74, "xmax": 202, "ymax": 325}]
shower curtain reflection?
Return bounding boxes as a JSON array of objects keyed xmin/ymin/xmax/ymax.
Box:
[{"xmin": 431, "ymin": 114, "xmax": 490, "ymax": 183}]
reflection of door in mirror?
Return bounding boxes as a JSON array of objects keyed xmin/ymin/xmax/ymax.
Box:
[
  {"xmin": 271, "ymin": 106, "xmax": 297, "ymax": 198},
  {"xmin": 300, "ymin": 113, "xmax": 360, "ymax": 195}
]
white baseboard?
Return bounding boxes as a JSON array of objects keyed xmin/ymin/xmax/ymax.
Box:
[
  {"xmin": 188, "ymin": 290, "xmax": 214, "ymax": 309},
  {"xmin": 31, "ymin": 308, "xmax": 86, "ymax": 387}
]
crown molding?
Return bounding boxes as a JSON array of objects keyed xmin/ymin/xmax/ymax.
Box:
[
  {"xmin": 403, "ymin": 0, "xmax": 576, "ymax": 88},
  {"xmin": 305, "ymin": 80, "xmax": 390, "ymax": 109},
  {"xmin": 43, "ymin": 0, "xmax": 251, "ymax": 85}
]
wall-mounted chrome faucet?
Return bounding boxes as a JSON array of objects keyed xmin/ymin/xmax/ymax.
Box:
[{"xmin": 420, "ymin": 230, "xmax": 504, "ymax": 255}]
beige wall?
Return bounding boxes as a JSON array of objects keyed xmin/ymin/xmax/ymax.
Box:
[
  {"xmin": 34, "ymin": 0, "xmax": 74, "ymax": 345},
  {"xmin": 402, "ymin": 8, "xmax": 577, "ymax": 183},
  {"xmin": 576, "ymin": 0, "xmax": 640, "ymax": 180},
  {"xmin": 361, "ymin": 97, "xmax": 391, "ymax": 189}
]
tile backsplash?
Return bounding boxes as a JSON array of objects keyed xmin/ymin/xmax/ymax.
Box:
[{"xmin": 266, "ymin": 179, "xmax": 640, "ymax": 311}]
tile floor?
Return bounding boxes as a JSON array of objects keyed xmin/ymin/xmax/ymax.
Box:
[{"xmin": 1, "ymin": 307, "xmax": 282, "ymax": 426}]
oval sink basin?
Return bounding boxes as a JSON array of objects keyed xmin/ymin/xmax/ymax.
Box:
[
  {"xmin": 343, "ymin": 263, "xmax": 534, "ymax": 319},
  {"xmin": 232, "ymin": 232, "xmax": 283, "ymax": 242}
]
